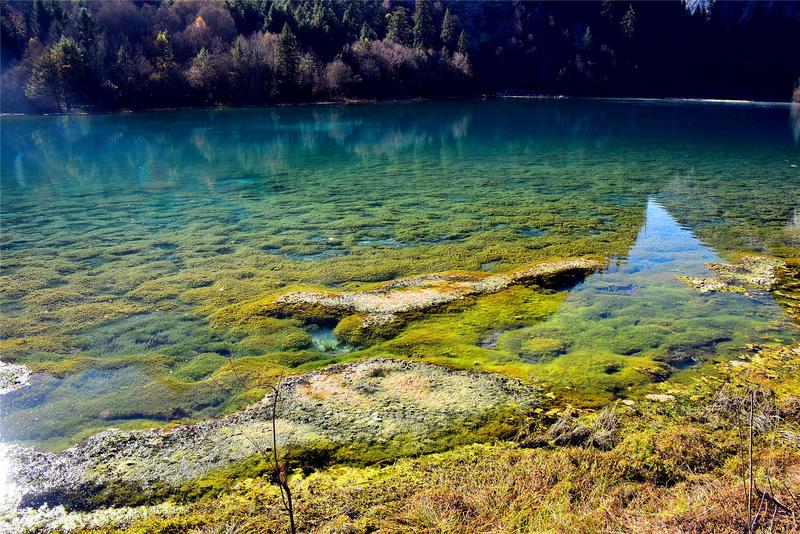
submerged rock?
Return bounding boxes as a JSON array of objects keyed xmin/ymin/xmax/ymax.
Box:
[
  {"xmin": 678, "ymin": 256, "xmax": 785, "ymax": 295},
  {"xmin": 5, "ymin": 359, "xmax": 539, "ymax": 513},
  {"xmin": 270, "ymin": 258, "xmax": 602, "ymax": 343},
  {"xmin": 477, "ymin": 330, "xmax": 504, "ymax": 349},
  {"xmin": 0, "ymin": 362, "xmax": 31, "ymax": 395},
  {"xmin": 645, "ymin": 394, "xmax": 676, "ymax": 403}
]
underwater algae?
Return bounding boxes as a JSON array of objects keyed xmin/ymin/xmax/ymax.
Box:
[{"xmin": 0, "ymin": 99, "xmax": 798, "ymax": 452}]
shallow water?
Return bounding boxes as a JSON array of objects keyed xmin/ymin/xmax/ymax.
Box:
[
  {"xmin": 495, "ymin": 198, "xmax": 795, "ymax": 395},
  {"xmin": 1, "ymin": 99, "xmax": 798, "ymax": 448}
]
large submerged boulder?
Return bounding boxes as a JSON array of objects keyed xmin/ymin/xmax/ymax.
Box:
[
  {"xmin": 269, "ymin": 258, "xmax": 602, "ymax": 344},
  {"xmin": 4, "ymin": 359, "xmax": 540, "ymax": 513}
]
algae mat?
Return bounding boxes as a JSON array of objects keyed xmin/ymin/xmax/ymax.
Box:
[{"xmin": 1, "ymin": 99, "xmax": 799, "ymax": 451}]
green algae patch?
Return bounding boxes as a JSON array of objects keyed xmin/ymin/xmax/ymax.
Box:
[
  {"xmin": 172, "ymin": 353, "xmax": 230, "ymax": 381},
  {"xmin": 519, "ymin": 336, "xmax": 566, "ymax": 359},
  {"xmin": 327, "ymin": 280, "xmax": 706, "ymax": 405},
  {"xmin": 351, "ymin": 285, "xmax": 567, "ymax": 381},
  {"xmin": 1, "ymin": 101, "xmax": 798, "ymax": 450},
  {"xmin": 533, "ymin": 350, "xmax": 668, "ymax": 405}
]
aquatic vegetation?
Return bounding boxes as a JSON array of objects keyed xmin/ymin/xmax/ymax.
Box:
[{"xmin": 0, "ymin": 101, "xmax": 798, "ymax": 457}]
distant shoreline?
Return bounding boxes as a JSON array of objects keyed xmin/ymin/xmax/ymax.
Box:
[{"xmin": 1, "ymin": 94, "xmax": 796, "ymax": 117}]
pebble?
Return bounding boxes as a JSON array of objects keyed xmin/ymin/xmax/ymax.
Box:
[{"xmin": 645, "ymin": 394, "xmax": 675, "ymax": 403}]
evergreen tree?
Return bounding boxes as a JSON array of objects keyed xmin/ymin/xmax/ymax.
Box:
[
  {"xmin": 601, "ymin": 0, "xmax": 615, "ymax": 21},
  {"xmin": 29, "ymin": 0, "xmax": 47, "ymax": 40},
  {"xmin": 359, "ymin": 21, "xmax": 375, "ymax": 42},
  {"xmin": 385, "ymin": 7, "xmax": 411, "ymax": 46},
  {"xmin": 440, "ymin": 7, "xmax": 455, "ymax": 55},
  {"xmin": 25, "ymin": 45, "xmax": 61, "ymax": 109},
  {"xmin": 188, "ymin": 47, "xmax": 213, "ymax": 96},
  {"xmin": 112, "ymin": 43, "xmax": 134, "ymax": 90},
  {"xmin": 1, "ymin": 2, "xmax": 27, "ymax": 57},
  {"xmin": 456, "ymin": 30, "xmax": 471, "ymax": 75},
  {"xmin": 412, "ymin": 0, "xmax": 434, "ymax": 50},
  {"xmin": 263, "ymin": 3, "xmax": 276, "ymax": 32},
  {"xmin": 277, "ymin": 22, "xmax": 299, "ymax": 93},
  {"xmin": 75, "ymin": 7, "xmax": 98, "ymax": 49},
  {"xmin": 30, "ymin": 0, "xmax": 63, "ymax": 41},
  {"xmin": 456, "ymin": 30, "xmax": 469, "ymax": 55},
  {"xmin": 621, "ymin": 5, "xmax": 636, "ymax": 38},
  {"xmin": 582, "ymin": 26, "xmax": 593, "ymax": 50},
  {"xmin": 231, "ymin": 37, "xmax": 245, "ymax": 66},
  {"xmin": 25, "ymin": 36, "xmax": 90, "ymax": 111},
  {"xmin": 153, "ymin": 31, "xmax": 175, "ymax": 76},
  {"xmin": 225, "ymin": 0, "xmax": 267, "ymax": 35}
]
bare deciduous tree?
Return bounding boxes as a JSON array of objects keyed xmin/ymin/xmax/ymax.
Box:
[{"xmin": 210, "ymin": 362, "xmax": 297, "ymax": 534}]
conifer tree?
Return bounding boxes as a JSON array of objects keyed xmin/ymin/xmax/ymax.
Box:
[
  {"xmin": 412, "ymin": 0, "xmax": 434, "ymax": 50},
  {"xmin": 457, "ymin": 30, "xmax": 469, "ymax": 55},
  {"xmin": 385, "ymin": 7, "xmax": 411, "ymax": 46},
  {"xmin": 456, "ymin": 30, "xmax": 471, "ymax": 75},
  {"xmin": 359, "ymin": 21, "xmax": 375, "ymax": 42},
  {"xmin": 75, "ymin": 6, "xmax": 97, "ymax": 48},
  {"xmin": 621, "ymin": 4, "xmax": 636, "ymax": 38},
  {"xmin": 440, "ymin": 7, "xmax": 455, "ymax": 55},
  {"xmin": 153, "ymin": 31, "xmax": 175, "ymax": 76},
  {"xmin": 277, "ymin": 22, "xmax": 299, "ymax": 93}
]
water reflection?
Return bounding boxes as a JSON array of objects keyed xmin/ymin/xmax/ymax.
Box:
[
  {"xmin": 3, "ymin": 100, "xmax": 797, "ymax": 194},
  {"xmin": 502, "ymin": 198, "xmax": 795, "ymax": 390}
]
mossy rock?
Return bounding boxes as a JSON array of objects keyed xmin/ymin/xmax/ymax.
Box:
[
  {"xmin": 333, "ymin": 314, "xmax": 404, "ymax": 346},
  {"xmin": 519, "ymin": 336, "xmax": 566, "ymax": 359}
]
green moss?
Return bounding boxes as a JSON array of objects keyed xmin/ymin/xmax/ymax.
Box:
[
  {"xmin": 333, "ymin": 313, "xmax": 404, "ymax": 346},
  {"xmin": 519, "ymin": 336, "xmax": 566, "ymax": 359},
  {"xmin": 175, "ymin": 456, "xmax": 272, "ymax": 502},
  {"xmin": 173, "ymin": 353, "xmax": 229, "ymax": 381}
]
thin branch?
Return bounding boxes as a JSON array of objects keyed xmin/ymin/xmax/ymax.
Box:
[{"xmin": 748, "ymin": 389, "xmax": 754, "ymax": 533}]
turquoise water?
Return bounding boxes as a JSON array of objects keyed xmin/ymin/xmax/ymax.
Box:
[
  {"xmin": 1, "ymin": 99, "xmax": 798, "ymax": 448},
  {"xmin": 497, "ymin": 198, "xmax": 792, "ymax": 386}
]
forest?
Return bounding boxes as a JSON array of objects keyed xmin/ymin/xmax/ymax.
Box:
[{"xmin": 1, "ymin": 1, "xmax": 799, "ymax": 113}]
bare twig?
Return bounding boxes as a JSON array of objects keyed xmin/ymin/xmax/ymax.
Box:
[
  {"xmin": 207, "ymin": 360, "xmax": 297, "ymax": 534},
  {"xmin": 748, "ymin": 389, "xmax": 754, "ymax": 533}
]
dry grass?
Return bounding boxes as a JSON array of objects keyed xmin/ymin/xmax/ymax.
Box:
[{"xmin": 114, "ymin": 431, "xmax": 798, "ymax": 533}]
